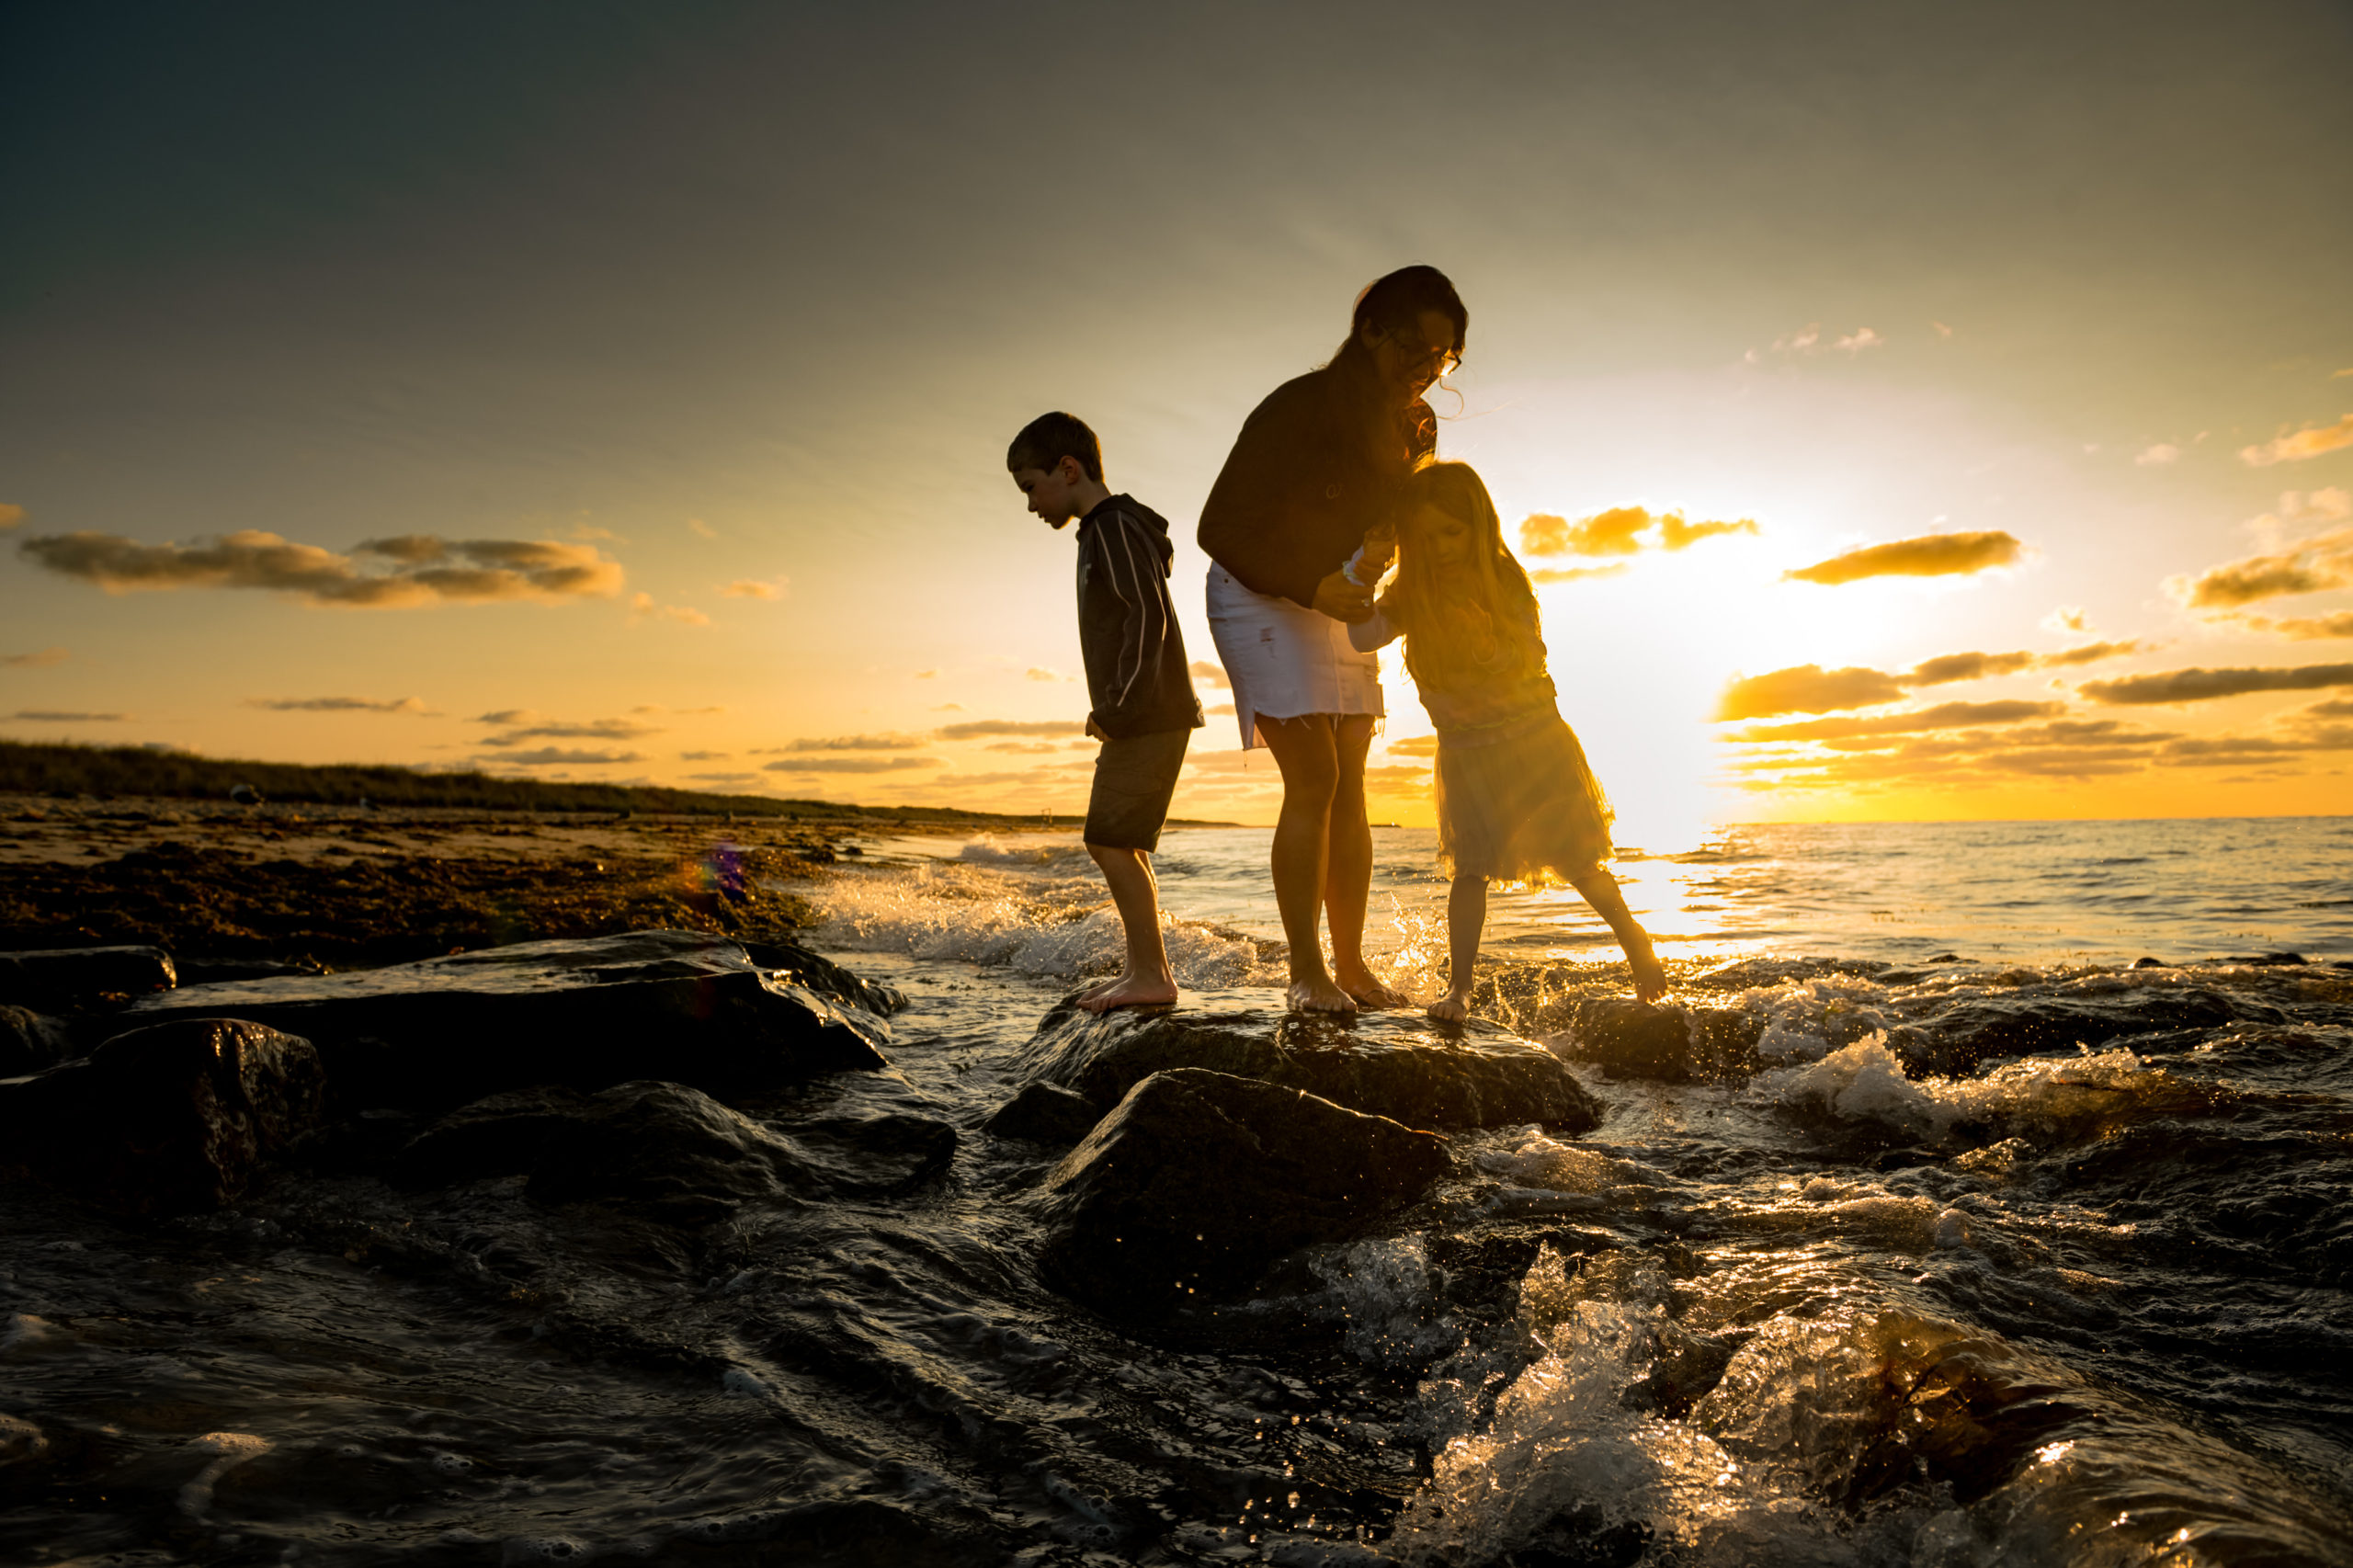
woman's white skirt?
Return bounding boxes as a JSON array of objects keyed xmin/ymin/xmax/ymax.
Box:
[{"xmin": 1205, "ymin": 564, "xmax": 1384, "ymax": 749}]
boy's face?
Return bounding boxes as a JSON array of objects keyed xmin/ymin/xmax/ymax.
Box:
[{"xmin": 1011, "ymin": 457, "xmax": 1086, "ymax": 529}]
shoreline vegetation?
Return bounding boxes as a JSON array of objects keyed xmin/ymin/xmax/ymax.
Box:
[{"xmin": 0, "ymin": 740, "xmax": 1234, "ymax": 971}]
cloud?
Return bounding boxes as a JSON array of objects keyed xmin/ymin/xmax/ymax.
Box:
[
  {"xmin": 2079, "ymin": 662, "xmax": 2353, "ymax": 705},
  {"xmin": 17, "ymin": 529, "xmax": 625, "ymax": 607},
  {"xmin": 2167, "ymin": 526, "xmax": 2353, "ymax": 608},
  {"xmin": 479, "ymin": 747, "xmax": 643, "ymax": 766},
  {"xmin": 1361, "ymin": 765, "xmax": 1431, "ymax": 787},
  {"xmin": 481, "ymin": 718, "xmax": 662, "ymax": 745},
  {"xmin": 2240, "ymin": 414, "xmax": 2353, "ymax": 467},
  {"xmin": 687, "ymin": 517, "xmax": 718, "ymax": 540},
  {"xmin": 1026, "ymin": 667, "xmax": 1063, "ymax": 682},
  {"xmin": 763, "ymin": 756, "xmax": 938, "ymax": 774},
  {"xmin": 685, "ymin": 771, "xmax": 760, "ymax": 784},
  {"xmin": 1529, "ymin": 563, "xmax": 1631, "ymax": 585},
  {"xmin": 1385, "ymin": 734, "xmax": 1440, "ymax": 756},
  {"xmin": 627, "ymin": 591, "xmax": 709, "ymax": 625},
  {"xmin": 3, "ymin": 646, "xmax": 68, "ymax": 668},
  {"xmin": 935, "ymin": 719, "xmax": 1086, "ymax": 740},
  {"xmin": 7, "ymin": 710, "xmax": 129, "ymax": 722},
  {"xmin": 1784, "ymin": 530, "xmax": 2023, "ymax": 585},
  {"xmin": 2279, "ymin": 487, "xmax": 2353, "ymax": 525},
  {"xmin": 1834, "ymin": 327, "xmax": 1883, "ymax": 353},
  {"xmin": 779, "ymin": 733, "xmax": 925, "ymax": 752},
  {"xmin": 2235, "ymin": 611, "xmax": 2353, "ymax": 640},
  {"xmin": 2043, "ymin": 607, "xmax": 2091, "ymax": 634},
  {"xmin": 1906, "ymin": 650, "xmax": 2039, "ymax": 686},
  {"xmin": 678, "ymin": 750, "xmax": 731, "ymax": 761},
  {"xmin": 722, "ymin": 577, "xmax": 789, "ymax": 599},
  {"xmin": 246, "ymin": 696, "xmax": 432, "ymax": 714},
  {"xmin": 1206, "ymin": 702, "xmax": 1235, "ymax": 716},
  {"xmin": 0, "ymin": 504, "xmax": 24, "ymax": 529},
  {"xmin": 2135, "ymin": 443, "xmax": 2180, "ymax": 466},
  {"xmin": 1716, "ymin": 665, "xmax": 1909, "ymax": 720},
  {"xmin": 1774, "ymin": 324, "xmax": 1821, "ymax": 352},
  {"xmin": 1728, "ymin": 699, "xmax": 2066, "ymax": 743},
  {"xmin": 2038, "ymin": 639, "xmax": 2146, "ymax": 667},
  {"xmin": 1189, "ymin": 660, "xmax": 1230, "ymax": 688},
  {"xmin": 1519, "ymin": 506, "xmax": 1757, "ymax": 560}
]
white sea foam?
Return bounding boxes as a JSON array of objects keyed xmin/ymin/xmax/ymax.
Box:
[
  {"xmin": 1754, "ymin": 1036, "xmax": 2213, "ymax": 1144},
  {"xmin": 1729, "ymin": 976, "xmax": 1898, "ymax": 1062}
]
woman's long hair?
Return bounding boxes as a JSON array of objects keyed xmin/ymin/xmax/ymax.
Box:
[{"xmin": 1389, "ymin": 462, "xmax": 1543, "ymax": 696}]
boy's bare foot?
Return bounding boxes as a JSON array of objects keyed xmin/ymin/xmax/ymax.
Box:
[
  {"xmin": 1287, "ymin": 976, "xmax": 1358, "ymax": 1014},
  {"xmin": 1427, "ymin": 992, "xmax": 1472, "ymax": 1023},
  {"xmin": 1631, "ymin": 949, "xmax": 1669, "ymax": 1005},
  {"xmin": 1078, "ymin": 974, "xmax": 1178, "ymax": 1014}
]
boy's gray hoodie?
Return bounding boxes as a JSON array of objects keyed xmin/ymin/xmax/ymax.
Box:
[{"xmin": 1075, "ymin": 494, "xmax": 1205, "ymax": 740}]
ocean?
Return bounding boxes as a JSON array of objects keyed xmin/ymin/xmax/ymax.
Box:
[{"xmin": 4, "ymin": 816, "xmax": 2350, "ymax": 1565}]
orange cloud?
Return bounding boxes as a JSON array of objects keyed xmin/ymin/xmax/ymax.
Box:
[
  {"xmin": 3, "ymin": 646, "xmax": 68, "ymax": 668},
  {"xmin": 722, "ymin": 577, "xmax": 789, "ymax": 599},
  {"xmin": 247, "ymin": 696, "xmax": 431, "ymax": 714},
  {"xmin": 2080, "ymin": 663, "xmax": 2353, "ymax": 705},
  {"xmin": 18, "ymin": 530, "xmax": 625, "ymax": 607},
  {"xmin": 2240, "ymin": 414, "xmax": 2353, "ymax": 467},
  {"xmin": 1784, "ymin": 530, "xmax": 2023, "ymax": 585},
  {"xmin": 1716, "ymin": 665, "xmax": 1908, "ymax": 720},
  {"xmin": 1519, "ymin": 506, "xmax": 1756, "ymax": 560},
  {"xmin": 761, "ymin": 756, "xmax": 937, "ymax": 774},
  {"xmin": 2166, "ymin": 526, "xmax": 2353, "ymax": 608},
  {"xmin": 8, "ymin": 710, "xmax": 129, "ymax": 722},
  {"xmin": 0, "ymin": 504, "xmax": 24, "ymax": 529},
  {"xmin": 1729, "ymin": 699, "xmax": 2064, "ymax": 742},
  {"xmin": 936, "ymin": 719, "xmax": 1086, "ymax": 740},
  {"xmin": 2236, "ymin": 611, "xmax": 2353, "ymax": 640},
  {"xmin": 1189, "ymin": 660, "xmax": 1230, "ymax": 688},
  {"xmin": 1529, "ymin": 563, "xmax": 1631, "ymax": 585}
]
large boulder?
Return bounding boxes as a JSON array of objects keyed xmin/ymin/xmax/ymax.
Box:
[
  {"xmin": 122, "ymin": 930, "xmax": 892, "ymax": 1111},
  {"xmin": 1555, "ymin": 999, "xmax": 1766, "ymax": 1083},
  {"xmin": 394, "ymin": 1081, "xmax": 955, "ymax": 1208},
  {"xmin": 1012, "ymin": 996, "xmax": 1600, "ymax": 1133},
  {"xmin": 0, "ymin": 945, "xmax": 176, "ymax": 1008},
  {"xmin": 0, "ymin": 1018, "xmax": 325, "ymax": 1213},
  {"xmin": 1035, "ymin": 1068, "xmax": 1452, "ymax": 1314},
  {"xmin": 1893, "ymin": 986, "xmax": 2286, "ymax": 1076}
]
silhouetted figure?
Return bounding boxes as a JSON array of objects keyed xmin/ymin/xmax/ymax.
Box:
[
  {"xmin": 1351, "ymin": 462, "xmax": 1667, "ymax": 1017},
  {"xmin": 1197, "ymin": 265, "xmax": 1466, "ymax": 1013}
]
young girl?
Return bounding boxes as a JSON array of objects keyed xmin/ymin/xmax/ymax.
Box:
[{"xmin": 1350, "ymin": 462, "xmax": 1669, "ymax": 1019}]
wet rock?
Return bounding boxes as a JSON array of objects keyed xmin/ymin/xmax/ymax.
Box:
[
  {"xmin": 1686, "ymin": 956, "xmax": 1891, "ymax": 992},
  {"xmin": 1898, "ymin": 986, "xmax": 2284, "ymax": 1075},
  {"xmin": 0, "ymin": 1005, "xmax": 75, "ymax": 1076},
  {"xmin": 1555, "ymin": 999, "xmax": 1764, "ymax": 1083},
  {"xmin": 396, "ymin": 1082, "xmax": 955, "ymax": 1207},
  {"xmin": 740, "ymin": 939, "xmax": 907, "ymax": 1017},
  {"xmin": 984, "ymin": 1082, "xmax": 1104, "ymax": 1145},
  {"xmin": 0, "ymin": 1018, "xmax": 325, "ymax": 1214},
  {"xmin": 1012, "ymin": 998, "xmax": 1599, "ymax": 1132},
  {"xmin": 0, "ymin": 945, "xmax": 176, "ymax": 1007},
  {"xmin": 124, "ymin": 929, "xmax": 892, "ymax": 1111},
  {"xmin": 1035, "ymin": 1068, "xmax": 1452, "ymax": 1312}
]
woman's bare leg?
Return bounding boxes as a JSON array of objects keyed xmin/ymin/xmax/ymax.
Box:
[
  {"xmin": 1568, "ymin": 863, "xmax": 1669, "ymax": 1003},
  {"xmin": 1429, "ymin": 873, "xmax": 1486, "ymax": 1021},
  {"xmin": 1258, "ymin": 714, "xmax": 1354, "ymax": 1012},
  {"xmin": 1324, "ymin": 713, "xmax": 1409, "ymax": 1007}
]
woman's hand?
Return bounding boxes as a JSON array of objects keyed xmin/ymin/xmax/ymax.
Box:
[{"xmin": 1312, "ymin": 568, "xmax": 1374, "ymax": 623}]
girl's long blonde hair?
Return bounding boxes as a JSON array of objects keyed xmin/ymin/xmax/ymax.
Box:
[{"xmin": 1388, "ymin": 462, "xmax": 1543, "ymax": 693}]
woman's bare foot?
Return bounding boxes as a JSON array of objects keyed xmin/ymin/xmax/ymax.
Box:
[
  {"xmin": 1427, "ymin": 991, "xmax": 1472, "ymax": 1023},
  {"xmin": 1630, "ymin": 948, "xmax": 1669, "ymax": 1005},
  {"xmin": 1079, "ymin": 973, "xmax": 1179, "ymax": 1014},
  {"xmin": 1335, "ymin": 966, "xmax": 1412, "ymax": 1009},
  {"xmin": 1287, "ymin": 976, "xmax": 1358, "ymax": 1013}
]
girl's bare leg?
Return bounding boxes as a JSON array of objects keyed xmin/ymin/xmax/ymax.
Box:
[
  {"xmin": 1429, "ymin": 873, "xmax": 1486, "ymax": 1021},
  {"xmin": 1324, "ymin": 713, "xmax": 1409, "ymax": 1008},
  {"xmin": 1568, "ymin": 863, "xmax": 1669, "ymax": 1003},
  {"xmin": 1258, "ymin": 714, "xmax": 1355, "ymax": 1013}
]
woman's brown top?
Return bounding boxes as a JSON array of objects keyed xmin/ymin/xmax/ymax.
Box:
[{"xmin": 1197, "ymin": 351, "xmax": 1438, "ymax": 608}]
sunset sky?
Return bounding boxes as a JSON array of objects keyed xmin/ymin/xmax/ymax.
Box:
[{"xmin": 5, "ymin": 2, "xmax": 2349, "ymax": 848}]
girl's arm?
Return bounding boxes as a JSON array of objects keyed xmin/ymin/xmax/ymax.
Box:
[{"xmin": 1347, "ymin": 597, "xmax": 1403, "ymax": 653}]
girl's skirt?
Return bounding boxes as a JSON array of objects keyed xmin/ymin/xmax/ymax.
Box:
[
  {"xmin": 1436, "ymin": 709, "xmax": 1614, "ymax": 881},
  {"xmin": 1205, "ymin": 564, "xmax": 1384, "ymax": 749}
]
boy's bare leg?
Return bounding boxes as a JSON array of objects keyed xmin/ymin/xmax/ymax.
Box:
[
  {"xmin": 1081, "ymin": 843, "xmax": 1178, "ymax": 1013},
  {"xmin": 1258, "ymin": 715, "xmax": 1354, "ymax": 1013},
  {"xmin": 1325, "ymin": 713, "xmax": 1411, "ymax": 1008},
  {"xmin": 1568, "ymin": 864, "xmax": 1669, "ymax": 1003},
  {"xmin": 1429, "ymin": 873, "xmax": 1486, "ymax": 1022}
]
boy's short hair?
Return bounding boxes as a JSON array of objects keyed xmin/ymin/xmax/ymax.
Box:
[{"xmin": 1007, "ymin": 412, "xmax": 1104, "ymax": 483}]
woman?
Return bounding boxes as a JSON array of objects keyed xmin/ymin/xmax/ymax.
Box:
[{"xmin": 1197, "ymin": 265, "xmax": 1468, "ymax": 1013}]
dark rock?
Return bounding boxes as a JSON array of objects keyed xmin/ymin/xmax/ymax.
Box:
[
  {"xmin": 740, "ymin": 938, "xmax": 907, "ymax": 1016},
  {"xmin": 985, "ymin": 1082, "xmax": 1104, "ymax": 1145},
  {"xmin": 0, "ymin": 1018, "xmax": 325, "ymax": 1213},
  {"xmin": 1035, "ymin": 1068, "xmax": 1452, "ymax": 1313},
  {"xmin": 1686, "ymin": 957, "xmax": 1891, "ymax": 993},
  {"xmin": 395, "ymin": 1081, "xmax": 955, "ymax": 1205},
  {"xmin": 1925, "ymin": 953, "xmax": 1965, "ymax": 964},
  {"xmin": 1012, "ymin": 997, "xmax": 1599, "ymax": 1132},
  {"xmin": 2131, "ymin": 957, "xmax": 2167, "ymax": 970},
  {"xmin": 1555, "ymin": 999, "xmax": 1764, "ymax": 1083},
  {"xmin": 1895, "ymin": 987, "xmax": 2285, "ymax": 1076},
  {"xmin": 176, "ymin": 957, "xmax": 328, "ymax": 985},
  {"xmin": 0, "ymin": 1005, "xmax": 74, "ymax": 1076},
  {"xmin": 2213, "ymin": 951, "xmax": 2306, "ymax": 967},
  {"xmin": 123, "ymin": 929, "xmax": 892, "ymax": 1111},
  {"xmin": 0, "ymin": 945, "xmax": 176, "ymax": 1007}
]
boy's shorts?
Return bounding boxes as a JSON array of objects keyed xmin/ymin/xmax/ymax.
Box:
[{"xmin": 1084, "ymin": 727, "xmax": 1191, "ymax": 851}]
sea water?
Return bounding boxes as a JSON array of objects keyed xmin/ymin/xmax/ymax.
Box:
[{"xmin": 2, "ymin": 817, "xmax": 2348, "ymax": 1566}]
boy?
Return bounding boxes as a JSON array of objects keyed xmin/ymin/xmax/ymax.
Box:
[{"xmin": 1007, "ymin": 412, "xmax": 1204, "ymax": 1013}]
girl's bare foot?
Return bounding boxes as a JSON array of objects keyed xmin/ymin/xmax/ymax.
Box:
[
  {"xmin": 1079, "ymin": 973, "xmax": 1179, "ymax": 1014},
  {"xmin": 1288, "ymin": 976, "xmax": 1358, "ymax": 1014},
  {"xmin": 1427, "ymin": 992, "xmax": 1472, "ymax": 1023},
  {"xmin": 1631, "ymin": 948, "xmax": 1669, "ymax": 1005},
  {"xmin": 1337, "ymin": 974, "xmax": 1413, "ymax": 1009}
]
